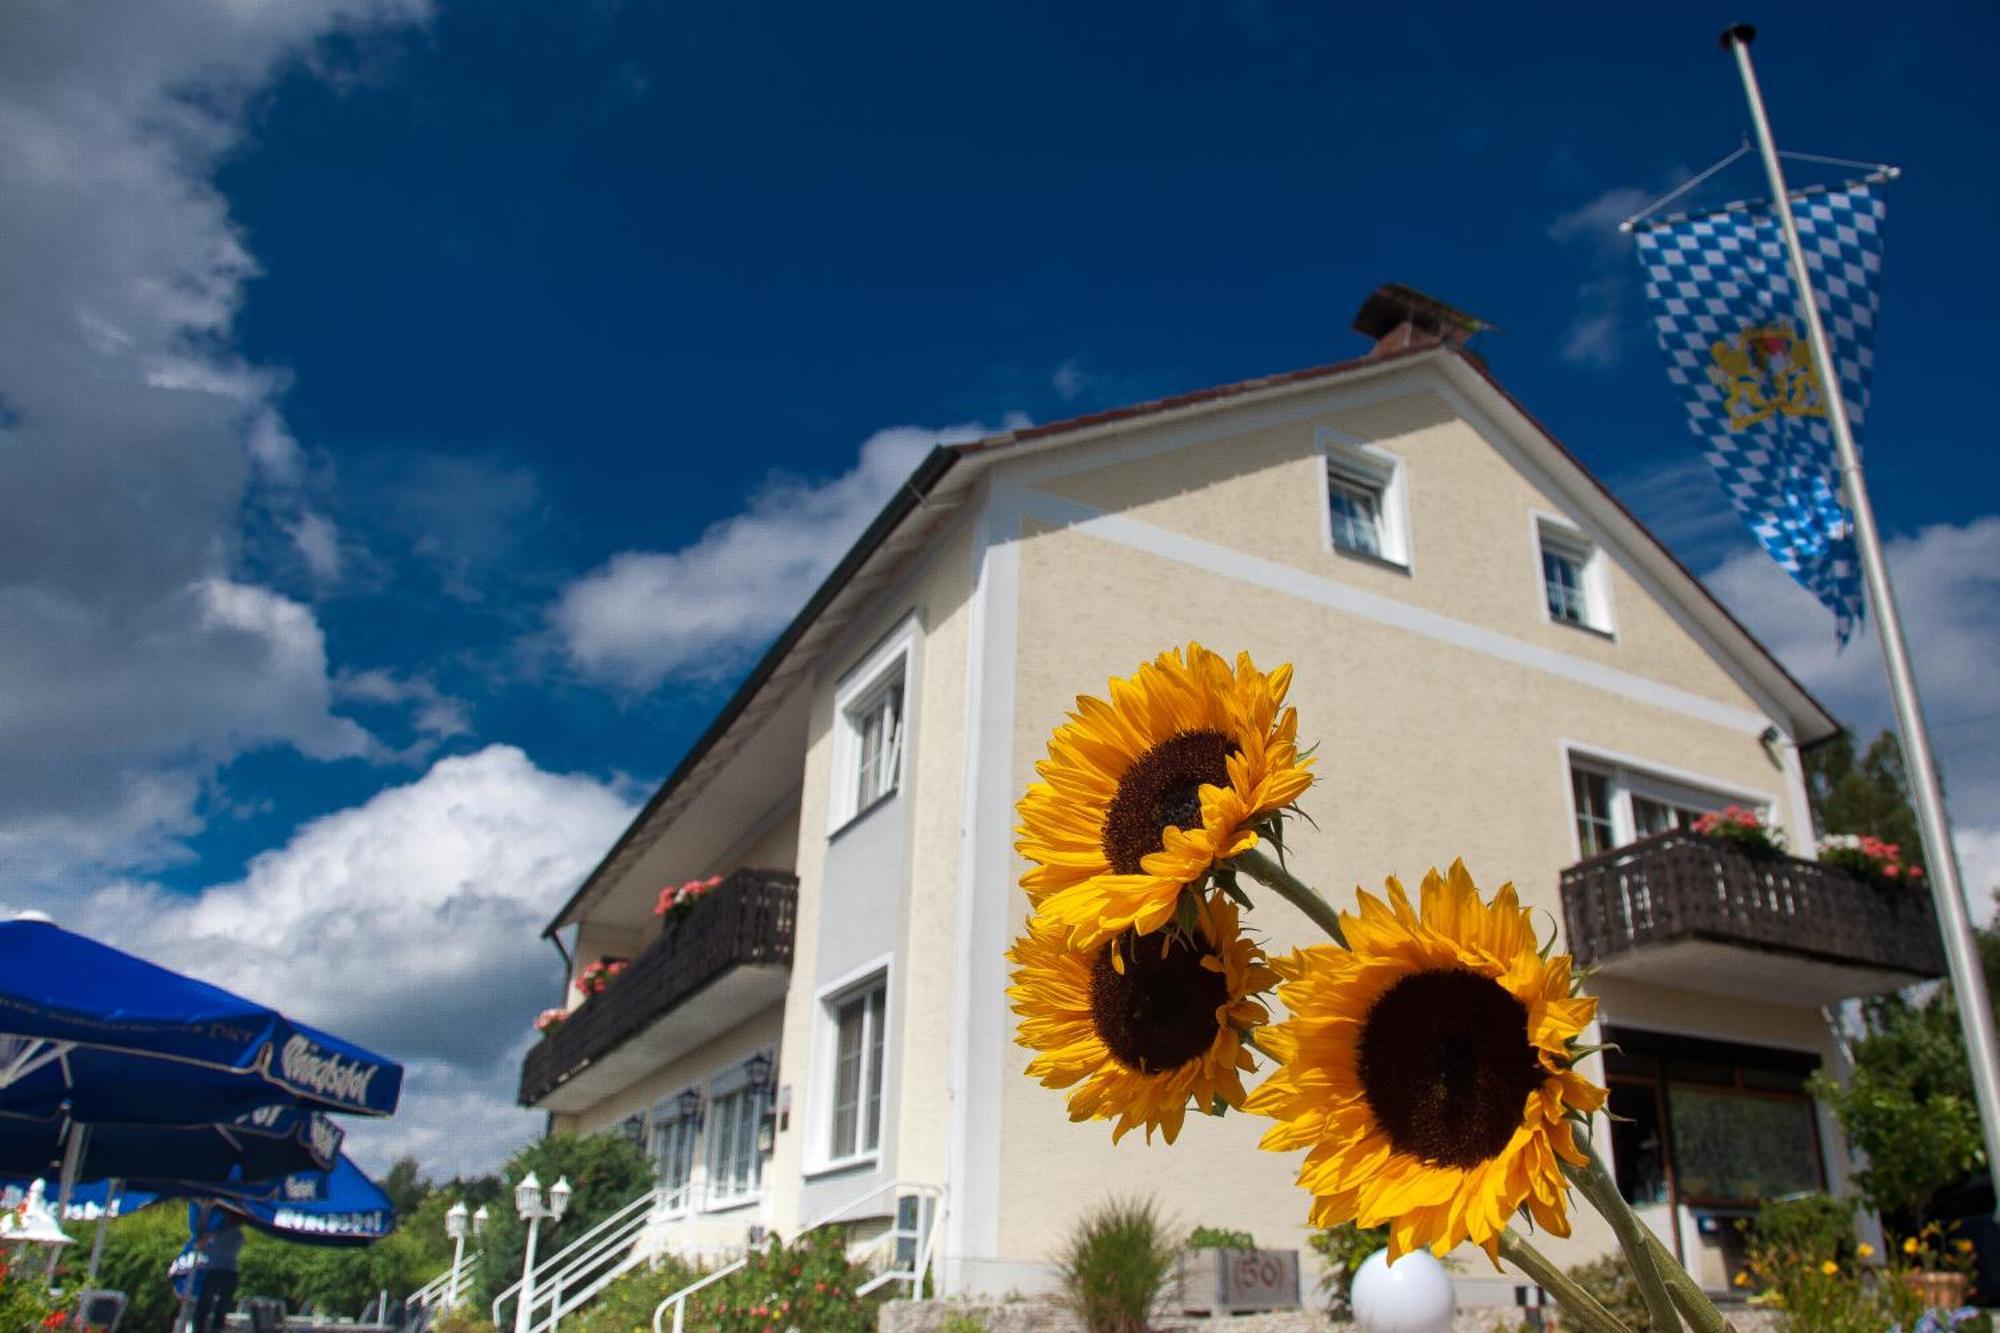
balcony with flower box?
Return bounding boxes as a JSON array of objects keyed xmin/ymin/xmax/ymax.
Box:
[
  {"xmin": 1559, "ymin": 830, "xmax": 1946, "ymax": 1004},
  {"xmin": 520, "ymin": 866, "xmax": 797, "ymax": 1112}
]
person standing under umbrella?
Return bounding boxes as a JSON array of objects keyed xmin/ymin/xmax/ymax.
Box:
[{"xmin": 190, "ymin": 1212, "xmax": 244, "ymax": 1333}]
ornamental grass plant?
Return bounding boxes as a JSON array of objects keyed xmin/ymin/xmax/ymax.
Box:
[
  {"xmin": 1004, "ymin": 641, "xmax": 1754, "ymax": 1333},
  {"xmin": 1055, "ymin": 1197, "xmax": 1179, "ymax": 1333}
]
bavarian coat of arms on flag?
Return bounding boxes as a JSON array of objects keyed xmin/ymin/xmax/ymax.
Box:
[{"xmin": 1633, "ymin": 182, "xmax": 1884, "ymax": 642}]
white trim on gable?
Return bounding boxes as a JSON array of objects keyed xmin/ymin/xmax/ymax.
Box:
[
  {"xmin": 1426, "ymin": 359, "xmax": 1832, "ymax": 743},
  {"xmin": 1006, "ymin": 484, "xmax": 1772, "ymax": 736},
  {"xmin": 974, "ymin": 355, "xmax": 1830, "ymax": 744}
]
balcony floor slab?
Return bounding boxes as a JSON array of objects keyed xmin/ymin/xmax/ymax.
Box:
[
  {"xmin": 533, "ymin": 965, "xmax": 787, "ymax": 1114},
  {"xmin": 1586, "ymin": 934, "xmax": 1924, "ymax": 1006}
]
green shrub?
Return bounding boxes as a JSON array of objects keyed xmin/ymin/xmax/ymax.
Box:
[
  {"xmin": 1564, "ymin": 1254, "xmax": 1653, "ymax": 1331},
  {"xmin": 681, "ymin": 1228, "xmax": 881, "ymax": 1333},
  {"xmin": 1185, "ymin": 1225, "xmax": 1254, "ymax": 1250},
  {"xmin": 0, "ymin": 1251, "xmax": 72, "ymax": 1330},
  {"xmin": 1306, "ymin": 1221, "xmax": 1387, "ymax": 1320},
  {"xmin": 429, "ymin": 1308, "xmax": 499, "ymax": 1333},
  {"xmin": 79, "ymin": 1204, "xmax": 186, "ymax": 1331},
  {"xmin": 1056, "ymin": 1198, "xmax": 1177, "ymax": 1333},
  {"xmin": 1742, "ymin": 1193, "xmax": 1857, "ymax": 1268},
  {"xmin": 468, "ymin": 1130, "xmax": 654, "ymax": 1315},
  {"xmin": 566, "ymin": 1254, "xmax": 702, "ymax": 1333}
]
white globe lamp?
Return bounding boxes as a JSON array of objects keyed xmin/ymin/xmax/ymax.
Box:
[{"xmin": 1350, "ymin": 1246, "xmax": 1455, "ymax": 1333}]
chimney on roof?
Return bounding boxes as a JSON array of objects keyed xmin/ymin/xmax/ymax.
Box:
[{"xmin": 1352, "ymin": 284, "xmax": 1492, "ymax": 360}]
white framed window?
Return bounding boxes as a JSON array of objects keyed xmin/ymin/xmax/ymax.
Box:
[
  {"xmin": 1319, "ymin": 429, "xmax": 1410, "ymax": 568},
  {"xmin": 703, "ymin": 1056, "xmax": 772, "ymax": 1207},
  {"xmin": 1565, "ymin": 749, "xmax": 1766, "ymax": 861},
  {"xmin": 818, "ymin": 971, "xmax": 887, "ymax": 1168},
  {"xmin": 1534, "ymin": 514, "xmax": 1613, "ymax": 635},
  {"xmin": 1572, "ymin": 766, "xmax": 1617, "ymax": 859},
  {"xmin": 649, "ymin": 1090, "xmax": 700, "ymax": 1209},
  {"xmin": 852, "ymin": 680, "xmax": 903, "ymax": 811},
  {"xmin": 828, "ymin": 618, "xmax": 917, "ymax": 831}
]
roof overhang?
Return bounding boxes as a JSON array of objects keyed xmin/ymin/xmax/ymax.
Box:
[{"xmin": 546, "ymin": 340, "xmax": 1838, "ymax": 935}]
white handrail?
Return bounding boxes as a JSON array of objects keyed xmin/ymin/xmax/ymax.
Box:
[
  {"xmin": 527, "ymin": 1206, "xmax": 659, "ymax": 1333},
  {"xmin": 492, "ymin": 1186, "xmax": 661, "ymax": 1327},
  {"xmin": 651, "ymin": 1256, "xmax": 748, "ymax": 1333},
  {"xmin": 803, "ymin": 1179, "xmax": 946, "ymax": 1300},
  {"xmin": 408, "ymin": 1255, "xmax": 479, "ymax": 1309}
]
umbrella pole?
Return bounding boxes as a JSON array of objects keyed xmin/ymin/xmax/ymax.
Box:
[
  {"xmin": 175, "ymin": 1201, "xmax": 210, "ymax": 1333},
  {"xmin": 85, "ymin": 1176, "xmax": 119, "ymax": 1286},
  {"xmin": 45, "ymin": 1120, "xmax": 87, "ymax": 1282}
]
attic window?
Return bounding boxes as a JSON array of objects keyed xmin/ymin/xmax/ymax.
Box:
[
  {"xmin": 1320, "ymin": 430, "xmax": 1410, "ymax": 570},
  {"xmin": 1536, "ymin": 516, "xmax": 1611, "ymax": 635}
]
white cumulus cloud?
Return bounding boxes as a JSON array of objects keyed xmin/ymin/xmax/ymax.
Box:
[
  {"xmin": 0, "ymin": 0, "xmax": 431, "ymax": 883},
  {"xmin": 1705, "ymin": 516, "xmax": 2000, "ymax": 915},
  {"xmin": 43, "ymin": 745, "xmax": 638, "ymax": 1177},
  {"xmin": 551, "ymin": 421, "xmax": 1015, "ymax": 691}
]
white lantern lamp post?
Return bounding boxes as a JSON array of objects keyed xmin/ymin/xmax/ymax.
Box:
[
  {"xmin": 511, "ymin": 1172, "xmax": 571, "ymax": 1333},
  {"xmin": 444, "ymin": 1202, "xmax": 469, "ymax": 1309}
]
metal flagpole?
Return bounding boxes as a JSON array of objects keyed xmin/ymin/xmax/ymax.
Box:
[{"xmin": 1722, "ymin": 22, "xmax": 2000, "ymax": 1215}]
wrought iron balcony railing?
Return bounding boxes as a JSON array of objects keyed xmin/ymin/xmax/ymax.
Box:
[
  {"xmin": 519, "ymin": 867, "xmax": 797, "ymax": 1108},
  {"xmin": 1560, "ymin": 830, "xmax": 1945, "ymax": 986}
]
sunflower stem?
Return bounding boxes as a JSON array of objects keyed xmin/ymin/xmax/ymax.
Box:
[
  {"xmin": 1498, "ymin": 1229, "xmax": 1634, "ymax": 1333},
  {"xmin": 1565, "ymin": 1137, "xmax": 1687, "ymax": 1332},
  {"xmin": 1641, "ymin": 1230, "xmax": 1738, "ymax": 1333},
  {"xmin": 1232, "ymin": 846, "xmax": 1347, "ymax": 947}
]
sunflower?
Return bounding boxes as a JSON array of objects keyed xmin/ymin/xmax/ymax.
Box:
[
  {"xmin": 1006, "ymin": 893, "xmax": 1277, "ymax": 1144},
  {"xmin": 1016, "ymin": 642, "xmax": 1312, "ymax": 951},
  {"xmin": 1244, "ymin": 861, "xmax": 1606, "ymax": 1260}
]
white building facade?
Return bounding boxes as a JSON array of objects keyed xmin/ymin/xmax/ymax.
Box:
[{"xmin": 518, "ymin": 286, "xmax": 1944, "ymax": 1304}]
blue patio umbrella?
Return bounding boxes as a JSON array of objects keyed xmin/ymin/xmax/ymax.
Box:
[
  {"xmin": 0, "ymin": 1104, "xmax": 342, "ymax": 1190},
  {"xmin": 13, "ymin": 1154, "xmax": 388, "ymax": 1241},
  {"xmin": 0, "ymin": 917, "xmax": 403, "ymax": 1122},
  {"xmin": 214, "ymin": 1154, "xmax": 397, "ymax": 1247},
  {"xmin": 0, "ymin": 913, "xmax": 402, "ymax": 1291}
]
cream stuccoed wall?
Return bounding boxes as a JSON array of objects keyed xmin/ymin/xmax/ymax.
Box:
[
  {"xmin": 554, "ymin": 1004, "xmax": 784, "ymax": 1263},
  {"xmin": 952, "ymin": 378, "xmax": 1830, "ymax": 1293},
  {"xmin": 764, "ymin": 516, "xmax": 975, "ymax": 1238},
  {"xmin": 1030, "ymin": 380, "xmax": 1802, "ymax": 742}
]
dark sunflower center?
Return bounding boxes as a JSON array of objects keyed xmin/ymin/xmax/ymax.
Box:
[
  {"xmin": 1088, "ymin": 929, "xmax": 1229, "ymax": 1074},
  {"xmin": 1356, "ymin": 968, "xmax": 1543, "ymax": 1168},
  {"xmin": 1101, "ymin": 730, "xmax": 1236, "ymax": 874}
]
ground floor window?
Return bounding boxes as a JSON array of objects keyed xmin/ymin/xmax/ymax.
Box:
[
  {"xmin": 706, "ymin": 1054, "xmax": 773, "ymax": 1204},
  {"xmin": 1604, "ymin": 1027, "xmax": 1823, "ymax": 1209},
  {"xmin": 650, "ymin": 1092, "xmax": 699, "ymax": 1203},
  {"xmin": 830, "ymin": 978, "xmax": 887, "ymax": 1161}
]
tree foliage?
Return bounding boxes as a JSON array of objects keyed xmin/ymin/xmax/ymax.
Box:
[
  {"xmin": 1806, "ymin": 728, "xmax": 2000, "ymax": 1219},
  {"xmin": 466, "ymin": 1130, "xmax": 654, "ymax": 1317},
  {"xmin": 1806, "ymin": 729, "xmax": 1927, "ymax": 876}
]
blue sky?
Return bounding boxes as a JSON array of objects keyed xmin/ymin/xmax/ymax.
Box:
[{"xmin": 4, "ymin": 0, "xmax": 1996, "ymax": 1170}]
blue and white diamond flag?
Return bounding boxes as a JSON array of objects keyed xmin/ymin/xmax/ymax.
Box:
[{"xmin": 1634, "ymin": 181, "xmax": 1884, "ymax": 643}]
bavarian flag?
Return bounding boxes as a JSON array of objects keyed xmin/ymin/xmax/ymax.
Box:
[{"xmin": 1633, "ymin": 182, "xmax": 1882, "ymax": 643}]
